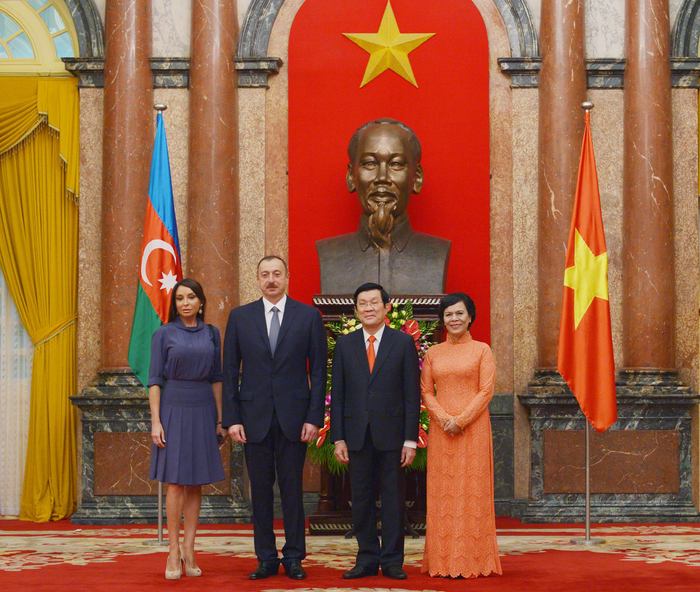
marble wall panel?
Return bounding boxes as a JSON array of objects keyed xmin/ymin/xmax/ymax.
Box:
[
  {"xmin": 520, "ymin": 393, "xmax": 699, "ymax": 521},
  {"xmin": 153, "ymin": 89, "xmax": 190, "ymax": 272},
  {"xmin": 264, "ymin": 0, "xmax": 302, "ymax": 260},
  {"xmin": 586, "ymin": 0, "xmax": 625, "ymax": 59},
  {"xmin": 71, "ymin": 380, "xmax": 251, "ymax": 524},
  {"xmin": 77, "ymin": 87, "xmax": 105, "ymax": 505},
  {"xmin": 238, "ymin": 88, "xmax": 267, "ymax": 304},
  {"xmin": 670, "ymin": 0, "xmax": 684, "ymax": 35},
  {"xmin": 525, "ymin": 0, "xmax": 683, "ymax": 59},
  {"xmin": 473, "ymin": 0, "xmax": 517, "ymax": 396},
  {"xmin": 77, "ymin": 88, "xmax": 104, "ymax": 395},
  {"xmin": 526, "ymin": 0, "xmax": 541, "ymax": 35},
  {"xmin": 92, "ymin": 0, "xmax": 193, "ymax": 55},
  {"xmin": 672, "ymin": 89, "xmax": 699, "ymax": 390},
  {"xmin": 491, "ymin": 395, "xmax": 515, "ymax": 514},
  {"xmin": 93, "ymin": 432, "xmax": 231, "ymax": 495},
  {"xmin": 511, "ymin": 88, "xmax": 538, "ymax": 500},
  {"xmin": 588, "ymin": 90, "xmax": 624, "ymax": 370},
  {"xmin": 543, "ymin": 429, "xmax": 680, "ymax": 494},
  {"xmin": 94, "ymin": 432, "xmax": 152, "ymax": 495},
  {"xmin": 238, "ymin": 0, "xmax": 251, "ymax": 30},
  {"xmin": 152, "ymin": 0, "xmax": 191, "ymax": 58}
]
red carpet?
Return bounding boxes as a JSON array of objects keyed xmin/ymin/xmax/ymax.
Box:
[{"xmin": 1, "ymin": 518, "xmax": 700, "ymax": 591}]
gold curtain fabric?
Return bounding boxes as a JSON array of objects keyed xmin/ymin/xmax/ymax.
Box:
[{"xmin": 0, "ymin": 77, "xmax": 79, "ymax": 521}]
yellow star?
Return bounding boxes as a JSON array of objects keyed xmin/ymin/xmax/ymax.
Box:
[
  {"xmin": 564, "ymin": 229, "xmax": 609, "ymax": 328},
  {"xmin": 344, "ymin": 1, "xmax": 435, "ymax": 88}
]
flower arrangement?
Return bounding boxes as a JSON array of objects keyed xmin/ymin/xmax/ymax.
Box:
[{"xmin": 308, "ymin": 300, "xmax": 438, "ymax": 474}]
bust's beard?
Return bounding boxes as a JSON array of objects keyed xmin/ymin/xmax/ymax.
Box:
[{"xmin": 367, "ymin": 202, "xmax": 395, "ymax": 250}]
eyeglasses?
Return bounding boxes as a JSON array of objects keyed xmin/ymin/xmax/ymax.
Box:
[{"xmin": 356, "ymin": 299, "xmax": 384, "ymax": 311}]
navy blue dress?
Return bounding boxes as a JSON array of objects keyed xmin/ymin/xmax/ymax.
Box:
[{"xmin": 149, "ymin": 317, "xmax": 226, "ymax": 485}]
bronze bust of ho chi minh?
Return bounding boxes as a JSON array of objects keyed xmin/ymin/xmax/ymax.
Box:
[{"xmin": 316, "ymin": 118, "xmax": 451, "ymax": 294}]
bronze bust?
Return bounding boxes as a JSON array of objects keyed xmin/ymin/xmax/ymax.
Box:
[{"xmin": 316, "ymin": 118, "xmax": 450, "ymax": 294}]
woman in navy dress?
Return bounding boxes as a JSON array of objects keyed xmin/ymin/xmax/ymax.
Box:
[{"xmin": 149, "ymin": 278, "xmax": 227, "ymax": 579}]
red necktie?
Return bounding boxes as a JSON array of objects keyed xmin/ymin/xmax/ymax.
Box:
[{"xmin": 367, "ymin": 335, "xmax": 376, "ymax": 373}]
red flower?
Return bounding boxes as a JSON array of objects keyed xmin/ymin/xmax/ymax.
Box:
[
  {"xmin": 316, "ymin": 417, "xmax": 330, "ymax": 447},
  {"xmin": 402, "ymin": 319, "xmax": 421, "ymax": 342},
  {"xmin": 417, "ymin": 427, "xmax": 428, "ymax": 448}
]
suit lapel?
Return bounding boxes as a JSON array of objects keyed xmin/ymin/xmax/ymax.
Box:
[
  {"xmin": 276, "ymin": 297, "xmax": 296, "ymax": 350},
  {"xmin": 369, "ymin": 326, "xmax": 396, "ymax": 382},
  {"xmin": 349, "ymin": 327, "xmax": 372, "ymax": 379},
  {"xmin": 253, "ymin": 299, "xmax": 272, "ymax": 355}
]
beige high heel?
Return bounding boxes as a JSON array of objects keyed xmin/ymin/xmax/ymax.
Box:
[
  {"xmin": 165, "ymin": 551, "xmax": 182, "ymax": 580},
  {"xmin": 180, "ymin": 545, "xmax": 202, "ymax": 577}
]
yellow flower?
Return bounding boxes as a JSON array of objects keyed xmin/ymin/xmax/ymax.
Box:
[{"xmin": 392, "ymin": 312, "xmax": 398, "ymax": 318}]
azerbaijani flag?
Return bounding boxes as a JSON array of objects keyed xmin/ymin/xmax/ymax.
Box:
[
  {"xmin": 557, "ymin": 108, "xmax": 617, "ymax": 433},
  {"xmin": 128, "ymin": 112, "xmax": 182, "ymax": 387}
]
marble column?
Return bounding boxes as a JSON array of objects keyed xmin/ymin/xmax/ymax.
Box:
[
  {"xmin": 72, "ymin": 0, "xmax": 157, "ymax": 524},
  {"xmin": 623, "ymin": 0, "xmax": 674, "ymax": 370},
  {"xmin": 537, "ymin": 0, "xmax": 587, "ymax": 370},
  {"xmin": 187, "ymin": 0, "xmax": 239, "ymax": 329},
  {"xmin": 101, "ymin": 0, "xmax": 153, "ymax": 370}
]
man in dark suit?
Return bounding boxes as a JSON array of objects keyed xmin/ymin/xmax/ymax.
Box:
[
  {"xmin": 331, "ymin": 282, "xmax": 421, "ymax": 580},
  {"xmin": 223, "ymin": 255, "xmax": 327, "ymax": 581}
]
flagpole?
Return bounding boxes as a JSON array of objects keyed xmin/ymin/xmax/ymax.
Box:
[
  {"xmin": 570, "ymin": 419, "xmax": 604, "ymax": 545},
  {"xmin": 143, "ymin": 102, "xmax": 169, "ymax": 548},
  {"xmin": 568, "ymin": 101, "xmax": 605, "ymax": 547},
  {"xmin": 143, "ymin": 481, "xmax": 168, "ymax": 546}
]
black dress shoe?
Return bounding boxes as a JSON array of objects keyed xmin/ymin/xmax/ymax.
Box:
[
  {"xmin": 343, "ymin": 564, "xmax": 379, "ymax": 579},
  {"xmin": 250, "ymin": 561, "xmax": 279, "ymax": 580},
  {"xmin": 382, "ymin": 565, "xmax": 408, "ymax": 580},
  {"xmin": 284, "ymin": 560, "xmax": 307, "ymax": 580}
]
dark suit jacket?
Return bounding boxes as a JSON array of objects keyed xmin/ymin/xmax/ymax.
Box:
[
  {"xmin": 330, "ymin": 326, "xmax": 421, "ymax": 451},
  {"xmin": 222, "ymin": 297, "xmax": 327, "ymax": 444}
]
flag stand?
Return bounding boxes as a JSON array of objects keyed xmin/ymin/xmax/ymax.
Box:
[
  {"xmin": 143, "ymin": 482, "xmax": 169, "ymax": 546},
  {"xmin": 570, "ymin": 420, "xmax": 605, "ymax": 546}
]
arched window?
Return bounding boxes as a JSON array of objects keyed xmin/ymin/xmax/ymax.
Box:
[{"xmin": 0, "ymin": 0, "xmax": 78, "ymax": 75}]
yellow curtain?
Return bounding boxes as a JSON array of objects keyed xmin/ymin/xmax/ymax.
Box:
[{"xmin": 0, "ymin": 77, "xmax": 79, "ymax": 521}]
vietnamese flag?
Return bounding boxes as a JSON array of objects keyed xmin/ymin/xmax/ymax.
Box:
[
  {"xmin": 128, "ymin": 112, "xmax": 182, "ymax": 387},
  {"xmin": 557, "ymin": 108, "xmax": 617, "ymax": 433}
]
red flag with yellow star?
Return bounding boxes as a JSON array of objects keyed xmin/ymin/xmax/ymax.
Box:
[{"xmin": 557, "ymin": 109, "xmax": 617, "ymax": 433}]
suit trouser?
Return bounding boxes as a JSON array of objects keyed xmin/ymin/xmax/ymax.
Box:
[
  {"xmin": 348, "ymin": 428, "xmax": 405, "ymax": 569},
  {"xmin": 244, "ymin": 413, "xmax": 307, "ymax": 566}
]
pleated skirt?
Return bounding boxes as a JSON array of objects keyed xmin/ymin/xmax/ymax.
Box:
[{"xmin": 149, "ymin": 379, "xmax": 226, "ymax": 486}]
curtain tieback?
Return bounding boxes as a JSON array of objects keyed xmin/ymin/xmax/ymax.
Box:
[{"xmin": 33, "ymin": 315, "xmax": 77, "ymax": 347}]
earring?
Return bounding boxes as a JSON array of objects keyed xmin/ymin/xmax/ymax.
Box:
[{"xmin": 199, "ymin": 307, "xmax": 203, "ymax": 314}]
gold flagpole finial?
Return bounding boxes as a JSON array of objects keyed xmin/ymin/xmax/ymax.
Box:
[
  {"xmin": 582, "ymin": 102, "xmax": 594, "ymax": 112},
  {"xmin": 154, "ymin": 104, "xmax": 167, "ymax": 112}
]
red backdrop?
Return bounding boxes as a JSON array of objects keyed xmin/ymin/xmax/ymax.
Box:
[{"xmin": 288, "ymin": 0, "xmax": 491, "ymax": 342}]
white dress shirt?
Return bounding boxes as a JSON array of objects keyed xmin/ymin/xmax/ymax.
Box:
[{"xmin": 262, "ymin": 295, "xmax": 287, "ymax": 335}]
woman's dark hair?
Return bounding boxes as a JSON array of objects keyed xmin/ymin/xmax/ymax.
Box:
[
  {"xmin": 438, "ymin": 292, "xmax": 476, "ymax": 329},
  {"xmin": 353, "ymin": 282, "xmax": 390, "ymax": 305},
  {"xmin": 168, "ymin": 278, "xmax": 206, "ymax": 322}
]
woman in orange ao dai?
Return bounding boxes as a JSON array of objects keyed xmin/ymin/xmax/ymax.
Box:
[{"xmin": 420, "ymin": 292, "xmax": 501, "ymax": 578}]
